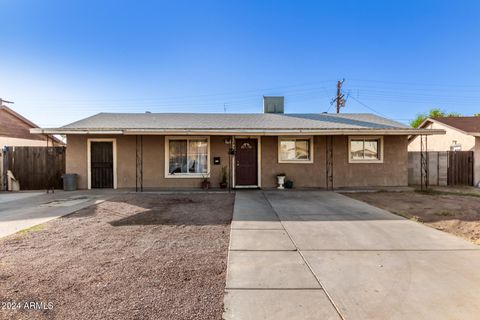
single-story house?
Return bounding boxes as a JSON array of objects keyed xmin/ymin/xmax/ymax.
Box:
[
  {"xmin": 408, "ymin": 116, "xmax": 479, "ymax": 152},
  {"xmin": 408, "ymin": 116, "xmax": 480, "ymax": 186},
  {"xmin": 31, "ymin": 97, "xmax": 443, "ymax": 190},
  {"xmin": 1, "ymin": 105, "xmax": 65, "ymax": 191}
]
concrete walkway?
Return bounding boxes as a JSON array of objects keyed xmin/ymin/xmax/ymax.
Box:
[
  {"xmin": 224, "ymin": 190, "xmax": 480, "ymax": 320},
  {"xmin": 0, "ymin": 190, "xmax": 117, "ymax": 238}
]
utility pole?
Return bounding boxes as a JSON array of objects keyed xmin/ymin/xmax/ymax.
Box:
[
  {"xmin": 0, "ymin": 98, "xmax": 14, "ymax": 106},
  {"xmin": 334, "ymin": 79, "xmax": 345, "ymax": 113}
]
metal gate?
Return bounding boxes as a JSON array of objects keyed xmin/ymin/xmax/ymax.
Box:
[
  {"xmin": 447, "ymin": 151, "xmax": 474, "ymax": 186},
  {"xmin": 90, "ymin": 142, "xmax": 114, "ymax": 188}
]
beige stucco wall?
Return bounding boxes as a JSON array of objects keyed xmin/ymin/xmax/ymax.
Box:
[
  {"xmin": 408, "ymin": 122, "xmax": 475, "ymax": 151},
  {"xmin": 260, "ymin": 136, "xmax": 326, "ymax": 188},
  {"xmin": 141, "ymin": 135, "xmax": 229, "ymax": 189},
  {"xmin": 475, "ymin": 137, "xmax": 480, "ymax": 187},
  {"xmin": 261, "ymin": 135, "xmax": 408, "ymax": 188},
  {"xmin": 0, "ymin": 137, "xmax": 53, "ymax": 147},
  {"xmin": 67, "ymin": 134, "xmax": 409, "ymax": 189},
  {"xmin": 66, "ymin": 135, "xmax": 88, "ymax": 189},
  {"xmin": 66, "ymin": 134, "xmax": 230, "ymax": 189},
  {"xmin": 332, "ymin": 135, "xmax": 408, "ymax": 187}
]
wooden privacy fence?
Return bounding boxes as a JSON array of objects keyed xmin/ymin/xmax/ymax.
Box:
[
  {"xmin": 408, "ymin": 151, "xmax": 474, "ymax": 186},
  {"xmin": 2, "ymin": 146, "xmax": 66, "ymax": 190},
  {"xmin": 448, "ymin": 151, "xmax": 474, "ymax": 186}
]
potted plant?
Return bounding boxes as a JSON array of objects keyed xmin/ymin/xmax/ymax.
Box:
[
  {"xmin": 219, "ymin": 166, "xmax": 228, "ymax": 189},
  {"xmin": 201, "ymin": 173, "xmax": 211, "ymax": 189},
  {"xmin": 276, "ymin": 173, "xmax": 286, "ymax": 189},
  {"xmin": 284, "ymin": 179, "xmax": 294, "ymax": 189}
]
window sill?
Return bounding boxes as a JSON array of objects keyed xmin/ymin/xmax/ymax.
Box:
[
  {"xmin": 348, "ymin": 159, "xmax": 383, "ymax": 164},
  {"xmin": 165, "ymin": 174, "xmax": 210, "ymax": 179},
  {"xmin": 278, "ymin": 160, "xmax": 314, "ymax": 164}
]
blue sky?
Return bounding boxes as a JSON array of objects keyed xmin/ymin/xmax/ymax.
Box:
[{"xmin": 1, "ymin": 0, "xmax": 479, "ymax": 127}]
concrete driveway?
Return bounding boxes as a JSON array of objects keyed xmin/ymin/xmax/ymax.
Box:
[
  {"xmin": 0, "ymin": 190, "xmax": 116, "ymax": 238},
  {"xmin": 224, "ymin": 190, "xmax": 480, "ymax": 320}
]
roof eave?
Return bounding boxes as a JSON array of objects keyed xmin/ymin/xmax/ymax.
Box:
[
  {"xmin": 31, "ymin": 128, "xmax": 446, "ymax": 136},
  {"xmin": 30, "ymin": 128, "xmax": 124, "ymax": 135}
]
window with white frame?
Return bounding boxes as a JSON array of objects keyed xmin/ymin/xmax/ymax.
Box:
[
  {"xmin": 349, "ymin": 137, "xmax": 383, "ymax": 163},
  {"xmin": 278, "ymin": 137, "xmax": 313, "ymax": 163},
  {"xmin": 166, "ymin": 137, "xmax": 209, "ymax": 177}
]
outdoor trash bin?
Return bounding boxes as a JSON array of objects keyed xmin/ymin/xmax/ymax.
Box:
[{"xmin": 62, "ymin": 173, "xmax": 77, "ymax": 191}]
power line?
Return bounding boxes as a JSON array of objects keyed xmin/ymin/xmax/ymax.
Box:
[
  {"xmin": 348, "ymin": 95, "xmax": 389, "ymax": 117},
  {"xmin": 348, "ymin": 78, "xmax": 480, "ymax": 88},
  {"xmin": 326, "ymin": 100, "xmax": 334, "ymax": 113},
  {"xmin": 17, "ymin": 87, "xmax": 333, "ymax": 110},
  {"xmin": 18, "ymin": 80, "xmax": 334, "ymax": 104},
  {"xmin": 345, "ymin": 88, "xmax": 480, "ymax": 100},
  {"xmin": 13, "ymin": 77, "xmax": 480, "ymax": 111}
]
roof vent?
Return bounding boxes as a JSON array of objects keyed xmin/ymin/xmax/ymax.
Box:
[{"xmin": 263, "ymin": 96, "xmax": 284, "ymax": 114}]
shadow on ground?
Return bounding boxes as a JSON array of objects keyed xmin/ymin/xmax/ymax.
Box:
[
  {"xmin": 99, "ymin": 194, "xmax": 233, "ymax": 226},
  {"xmin": 0, "ymin": 192, "xmax": 234, "ymax": 320}
]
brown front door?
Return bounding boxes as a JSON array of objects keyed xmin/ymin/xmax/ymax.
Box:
[
  {"xmin": 235, "ymin": 138, "xmax": 258, "ymax": 186},
  {"xmin": 91, "ymin": 142, "xmax": 114, "ymax": 188}
]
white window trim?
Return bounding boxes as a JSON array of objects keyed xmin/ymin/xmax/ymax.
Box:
[
  {"xmin": 277, "ymin": 136, "xmax": 314, "ymax": 164},
  {"xmin": 87, "ymin": 138, "xmax": 117, "ymax": 189},
  {"xmin": 348, "ymin": 136, "xmax": 384, "ymax": 164},
  {"xmin": 164, "ymin": 136, "xmax": 211, "ymax": 178}
]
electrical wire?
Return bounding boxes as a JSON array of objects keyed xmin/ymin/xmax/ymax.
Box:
[{"xmin": 347, "ymin": 96, "xmax": 390, "ymax": 118}]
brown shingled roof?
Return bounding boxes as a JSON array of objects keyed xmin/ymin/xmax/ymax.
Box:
[{"xmin": 430, "ymin": 116, "xmax": 480, "ymax": 134}]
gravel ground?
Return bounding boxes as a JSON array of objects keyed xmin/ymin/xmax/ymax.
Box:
[
  {"xmin": 345, "ymin": 190, "xmax": 480, "ymax": 244},
  {"xmin": 0, "ymin": 193, "xmax": 234, "ymax": 320}
]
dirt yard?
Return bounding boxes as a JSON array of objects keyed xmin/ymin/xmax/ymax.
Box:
[
  {"xmin": 345, "ymin": 189, "xmax": 480, "ymax": 244},
  {"xmin": 0, "ymin": 193, "xmax": 234, "ymax": 320}
]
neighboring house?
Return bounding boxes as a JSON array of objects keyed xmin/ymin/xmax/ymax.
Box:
[
  {"xmin": 31, "ymin": 97, "xmax": 443, "ymax": 190},
  {"xmin": 408, "ymin": 117, "xmax": 479, "ymax": 152},
  {"xmin": 408, "ymin": 116, "xmax": 480, "ymax": 187},
  {"xmin": 0, "ymin": 105, "xmax": 64, "ymax": 147},
  {"xmin": 0, "ymin": 105, "xmax": 65, "ymax": 191}
]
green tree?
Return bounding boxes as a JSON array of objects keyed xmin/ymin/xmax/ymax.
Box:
[{"xmin": 410, "ymin": 108, "xmax": 461, "ymax": 128}]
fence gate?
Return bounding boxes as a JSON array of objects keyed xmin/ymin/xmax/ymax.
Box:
[
  {"xmin": 3, "ymin": 146, "xmax": 66, "ymax": 190},
  {"xmin": 447, "ymin": 151, "xmax": 474, "ymax": 186}
]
